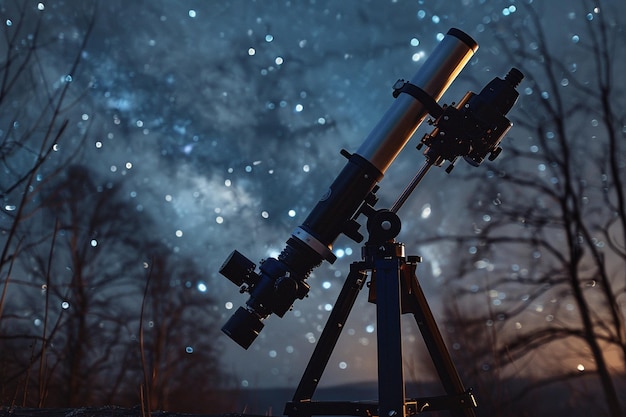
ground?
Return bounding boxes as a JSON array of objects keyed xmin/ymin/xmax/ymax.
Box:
[{"xmin": 0, "ymin": 408, "xmax": 267, "ymax": 417}]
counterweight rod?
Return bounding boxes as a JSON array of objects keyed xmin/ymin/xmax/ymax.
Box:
[{"xmin": 390, "ymin": 161, "xmax": 433, "ymax": 214}]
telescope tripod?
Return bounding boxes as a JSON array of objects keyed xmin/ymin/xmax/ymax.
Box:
[{"xmin": 284, "ymin": 209, "xmax": 477, "ymax": 417}]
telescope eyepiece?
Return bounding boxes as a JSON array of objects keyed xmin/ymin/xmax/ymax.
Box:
[{"xmin": 220, "ymin": 250, "xmax": 258, "ymax": 287}]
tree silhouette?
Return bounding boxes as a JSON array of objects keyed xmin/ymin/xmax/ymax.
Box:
[
  {"xmin": 0, "ymin": 3, "xmax": 232, "ymax": 409},
  {"xmin": 0, "ymin": 1, "xmax": 98, "ymax": 406},
  {"xmin": 0, "ymin": 1, "xmax": 95, "ymax": 321},
  {"xmin": 429, "ymin": 2, "xmax": 625, "ymax": 416},
  {"xmin": 2, "ymin": 163, "xmax": 233, "ymax": 410},
  {"xmin": 137, "ymin": 244, "xmax": 236, "ymax": 413},
  {"xmin": 1, "ymin": 165, "xmax": 149, "ymax": 406}
]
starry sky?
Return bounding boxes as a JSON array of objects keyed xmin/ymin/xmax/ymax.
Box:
[{"xmin": 5, "ymin": 0, "xmax": 624, "ymax": 393}]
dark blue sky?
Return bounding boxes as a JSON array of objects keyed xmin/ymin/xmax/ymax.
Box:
[
  {"xmin": 74, "ymin": 0, "xmax": 501, "ymax": 388},
  {"xmin": 7, "ymin": 0, "xmax": 623, "ymax": 394}
]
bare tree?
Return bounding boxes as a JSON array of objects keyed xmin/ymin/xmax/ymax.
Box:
[
  {"xmin": 138, "ymin": 244, "xmax": 236, "ymax": 413},
  {"xmin": 0, "ymin": 1, "xmax": 98, "ymax": 407},
  {"xmin": 1, "ymin": 165, "xmax": 148, "ymax": 406},
  {"xmin": 0, "ymin": 1, "xmax": 95, "ymax": 320},
  {"xmin": 429, "ymin": 1, "xmax": 625, "ymax": 416},
  {"xmin": 3, "ymin": 162, "xmax": 234, "ymax": 410}
]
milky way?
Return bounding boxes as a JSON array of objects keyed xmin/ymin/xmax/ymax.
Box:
[{"xmin": 5, "ymin": 0, "xmax": 623, "ymax": 393}]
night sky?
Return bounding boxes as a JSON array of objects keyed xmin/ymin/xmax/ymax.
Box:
[{"xmin": 2, "ymin": 0, "xmax": 624, "ymax": 398}]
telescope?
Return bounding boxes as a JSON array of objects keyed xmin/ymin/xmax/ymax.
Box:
[{"xmin": 220, "ymin": 28, "xmax": 523, "ymax": 349}]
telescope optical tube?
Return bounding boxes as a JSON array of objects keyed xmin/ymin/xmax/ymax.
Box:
[{"xmin": 221, "ymin": 29, "xmax": 478, "ymax": 349}]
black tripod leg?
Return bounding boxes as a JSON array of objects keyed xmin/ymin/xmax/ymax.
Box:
[
  {"xmin": 289, "ymin": 263, "xmax": 368, "ymax": 405},
  {"xmin": 375, "ymin": 257, "xmax": 407, "ymax": 417},
  {"xmin": 405, "ymin": 267, "xmax": 477, "ymax": 417}
]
